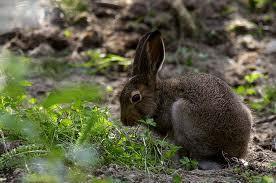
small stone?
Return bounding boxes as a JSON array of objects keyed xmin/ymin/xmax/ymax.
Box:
[
  {"xmin": 264, "ymin": 39, "xmax": 276, "ymax": 54},
  {"xmin": 238, "ymin": 35, "xmax": 259, "ymax": 50},
  {"xmin": 227, "ymin": 17, "xmax": 256, "ymax": 33},
  {"xmin": 240, "ymin": 159, "xmax": 249, "ymax": 167},
  {"xmin": 28, "ymin": 43, "xmax": 55, "ymax": 57},
  {"xmin": 129, "ymin": 174, "xmax": 136, "ymax": 179}
]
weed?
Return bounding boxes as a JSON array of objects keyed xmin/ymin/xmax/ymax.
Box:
[
  {"xmin": 233, "ymin": 167, "xmax": 274, "ymax": 183},
  {"xmin": 172, "ymin": 173, "xmax": 182, "ymax": 183},
  {"xmin": 248, "ymin": 0, "xmax": 272, "ymax": 12},
  {"xmin": 234, "ymin": 73, "xmax": 263, "ymax": 96},
  {"xmin": 180, "ymin": 157, "xmax": 198, "ymax": 171},
  {"xmin": 234, "ymin": 73, "xmax": 276, "ymax": 113},
  {"xmin": 249, "ymin": 86, "xmax": 276, "ymax": 112},
  {"xmin": 63, "ymin": 29, "xmax": 73, "ymax": 39},
  {"xmin": 78, "ymin": 49, "xmax": 131, "ymax": 74},
  {"xmin": 0, "ymin": 52, "xmax": 179, "ymax": 181},
  {"xmin": 54, "ymin": 0, "xmax": 89, "ymax": 18},
  {"xmin": 244, "ymin": 73, "xmax": 264, "ymax": 84}
]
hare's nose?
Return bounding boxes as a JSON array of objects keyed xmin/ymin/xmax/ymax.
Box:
[
  {"xmin": 121, "ymin": 116, "xmax": 136, "ymax": 126},
  {"xmin": 121, "ymin": 116, "xmax": 128, "ymax": 125}
]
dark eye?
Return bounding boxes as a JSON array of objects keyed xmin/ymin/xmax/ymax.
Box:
[{"xmin": 131, "ymin": 94, "xmax": 141, "ymax": 103}]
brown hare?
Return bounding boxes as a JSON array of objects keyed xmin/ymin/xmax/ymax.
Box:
[{"xmin": 119, "ymin": 30, "xmax": 252, "ymax": 170}]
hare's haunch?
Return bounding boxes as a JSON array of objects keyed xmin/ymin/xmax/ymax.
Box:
[{"xmin": 120, "ymin": 30, "xmax": 252, "ymax": 170}]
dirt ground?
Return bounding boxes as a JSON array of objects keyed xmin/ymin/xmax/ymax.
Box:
[{"xmin": 0, "ymin": 0, "xmax": 275, "ymax": 182}]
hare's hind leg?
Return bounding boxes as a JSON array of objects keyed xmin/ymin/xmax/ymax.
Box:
[
  {"xmin": 171, "ymin": 99, "xmax": 223, "ymax": 170},
  {"xmin": 171, "ymin": 99, "xmax": 214, "ymax": 156},
  {"xmin": 171, "ymin": 99, "xmax": 194, "ymax": 156}
]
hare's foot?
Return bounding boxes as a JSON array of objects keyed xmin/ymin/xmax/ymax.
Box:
[{"xmin": 198, "ymin": 160, "xmax": 223, "ymax": 170}]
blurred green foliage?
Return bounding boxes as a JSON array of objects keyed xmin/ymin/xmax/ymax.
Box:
[
  {"xmin": 0, "ymin": 51, "xmax": 179, "ymax": 181},
  {"xmin": 234, "ymin": 73, "xmax": 276, "ymax": 113},
  {"xmin": 180, "ymin": 157, "xmax": 198, "ymax": 171},
  {"xmin": 83, "ymin": 50, "xmax": 131, "ymax": 74},
  {"xmin": 248, "ymin": 0, "xmax": 275, "ymax": 12},
  {"xmin": 234, "ymin": 167, "xmax": 274, "ymax": 183},
  {"xmin": 54, "ymin": 0, "xmax": 88, "ymax": 18}
]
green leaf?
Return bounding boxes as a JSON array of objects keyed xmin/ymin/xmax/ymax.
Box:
[
  {"xmin": 139, "ymin": 118, "xmax": 156, "ymax": 127},
  {"xmin": 261, "ymin": 176, "xmax": 274, "ymax": 183},
  {"xmin": 246, "ymin": 88, "xmax": 256, "ymax": 95},
  {"xmin": 60, "ymin": 119, "xmax": 73, "ymax": 126},
  {"xmin": 64, "ymin": 30, "xmax": 73, "ymax": 38},
  {"xmin": 0, "ymin": 113, "xmax": 40, "ymax": 141},
  {"xmin": 172, "ymin": 173, "xmax": 182, "ymax": 183},
  {"xmin": 244, "ymin": 73, "xmax": 263, "ymax": 84},
  {"xmin": 42, "ymin": 85, "xmax": 102, "ymax": 108},
  {"xmin": 235, "ymin": 86, "xmax": 246, "ymax": 95},
  {"xmin": 180, "ymin": 157, "xmax": 198, "ymax": 170}
]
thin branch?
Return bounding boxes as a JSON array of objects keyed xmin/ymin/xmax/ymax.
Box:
[{"xmin": 255, "ymin": 115, "xmax": 276, "ymax": 125}]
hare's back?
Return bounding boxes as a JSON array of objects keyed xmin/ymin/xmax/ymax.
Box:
[
  {"xmin": 173, "ymin": 73, "xmax": 240, "ymax": 107},
  {"xmin": 167, "ymin": 73, "xmax": 252, "ymax": 132}
]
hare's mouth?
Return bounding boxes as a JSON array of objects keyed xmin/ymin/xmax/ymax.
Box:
[{"xmin": 121, "ymin": 116, "xmax": 138, "ymax": 126}]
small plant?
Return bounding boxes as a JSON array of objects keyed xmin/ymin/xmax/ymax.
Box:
[
  {"xmin": 233, "ymin": 166, "xmax": 274, "ymax": 183},
  {"xmin": 248, "ymin": 0, "xmax": 272, "ymax": 12},
  {"xmin": 234, "ymin": 73, "xmax": 276, "ymax": 113},
  {"xmin": 0, "ymin": 52, "xmax": 180, "ymax": 182},
  {"xmin": 54, "ymin": 0, "xmax": 89, "ymax": 18},
  {"xmin": 244, "ymin": 73, "xmax": 264, "ymax": 84},
  {"xmin": 233, "ymin": 73, "xmax": 276, "ymax": 113},
  {"xmin": 249, "ymin": 86, "xmax": 276, "ymax": 112},
  {"xmin": 139, "ymin": 118, "xmax": 156, "ymax": 127},
  {"xmin": 235, "ymin": 73, "xmax": 263, "ymax": 96},
  {"xmin": 180, "ymin": 157, "xmax": 198, "ymax": 171},
  {"xmin": 172, "ymin": 173, "xmax": 182, "ymax": 183},
  {"xmin": 78, "ymin": 49, "xmax": 131, "ymax": 74}
]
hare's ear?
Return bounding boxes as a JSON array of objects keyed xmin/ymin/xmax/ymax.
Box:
[{"xmin": 132, "ymin": 30, "xmax": 165, "ymax": 78}]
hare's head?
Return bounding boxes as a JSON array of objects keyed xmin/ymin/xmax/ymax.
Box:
[{"xmin": 120, "ymin": 30, "xmax": 165, "ymax": 126}]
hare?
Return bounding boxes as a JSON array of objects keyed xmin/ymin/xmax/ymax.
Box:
[{"xmin": 119, "ymin": 30, "xmax": 252, "ymax": 170}]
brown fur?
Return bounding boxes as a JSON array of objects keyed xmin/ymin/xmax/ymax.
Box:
[{"xmin": 120, "ymin": 30, "xmax": 252, "ymax": 168}]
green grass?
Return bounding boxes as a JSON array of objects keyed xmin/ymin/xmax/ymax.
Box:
[
  {"xmin": 2, "ymin": 50, "xmax": 274, "ymax": 182},
  {"xmin": 179, "ymin": 157, "xmax": 198, "ymax": 171},
  {"xmin": 0, "ymin": 52, "xmax": 179, "ymax": 181}
]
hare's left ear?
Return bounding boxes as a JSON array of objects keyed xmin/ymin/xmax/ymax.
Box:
[
  {"xmin": 132, "ymin": 30, "xmax": 165, "ymax": 78},
  {"xmin": 146, "ymin": 30, "xmax": 165, "ymax": 76}
]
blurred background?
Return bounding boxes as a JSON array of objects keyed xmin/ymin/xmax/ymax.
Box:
[{"xmin": 0, "ymin": 0, "xmax": 275, "ymax": 182}]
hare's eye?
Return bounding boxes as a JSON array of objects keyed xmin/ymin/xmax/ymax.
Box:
[
  {"xmin": 131, "ymin": 93, "xmax": 142, "ymax": 103},
  {"xmin": 130, "ymin": 91, "xmax": 142, "ymax": 103}
]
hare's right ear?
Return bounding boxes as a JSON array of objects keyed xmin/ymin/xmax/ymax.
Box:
[{"xmin": 132, "ymin": 30, "xmax": 165, "ymax": 79}]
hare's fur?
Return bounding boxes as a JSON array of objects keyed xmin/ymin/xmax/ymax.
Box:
[
  {"xmin": 156, "ymin": 73, "xmax": 252, "ymax": 159},
  {"xmin": 120, "ymin": 31, "xmax": 252, "ymax": 168}
]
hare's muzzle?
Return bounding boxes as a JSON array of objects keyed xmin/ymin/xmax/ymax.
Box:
[{"xmin": 121, "ymin": 115, "xmax": 137, "ymax": 126}]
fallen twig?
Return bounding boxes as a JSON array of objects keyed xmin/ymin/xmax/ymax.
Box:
[
  {"xmin": 255, "ymin": 115, "xmax": 276, "ymax": 125},
  {"xmin": 95, "ymin": 2, "xmax": 123, "ymax": 10}
]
